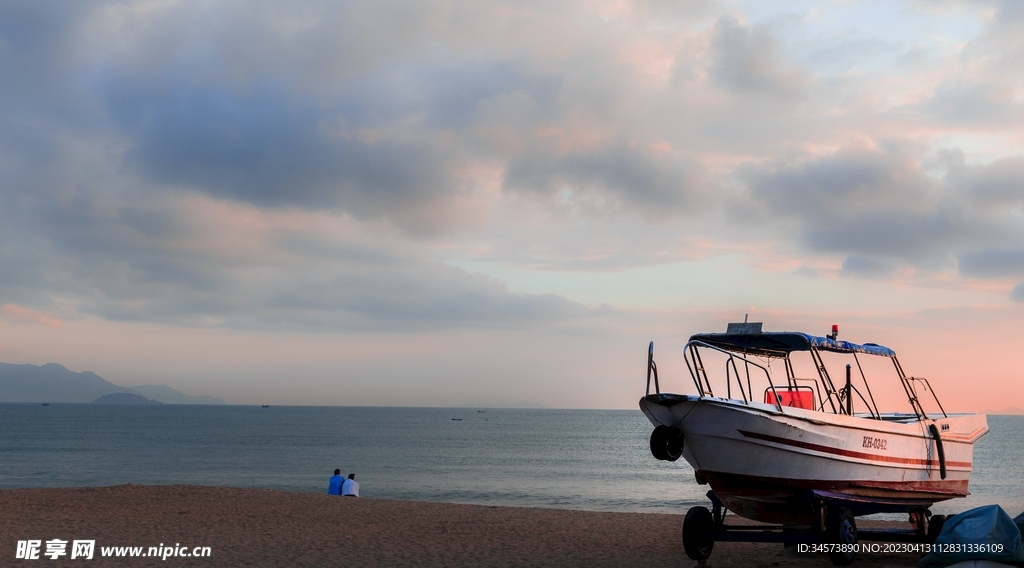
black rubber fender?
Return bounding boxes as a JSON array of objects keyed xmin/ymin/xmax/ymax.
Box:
[
  {"xmin": 928, "ymin": 424, "xmax": 947, "ymax": 480},
  {"xmin": 650, "ymin": 425, "xmax": 682, "ymax": 461}
]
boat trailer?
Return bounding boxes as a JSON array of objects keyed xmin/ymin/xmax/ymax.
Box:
[{"xmin": 683, "ymin": 490, "xmax": 948, "ymax": 566}]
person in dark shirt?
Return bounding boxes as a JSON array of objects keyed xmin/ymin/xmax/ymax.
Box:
[{"xmin": 327, "ymin": 469, "xmax": 344, "ymax": 495}]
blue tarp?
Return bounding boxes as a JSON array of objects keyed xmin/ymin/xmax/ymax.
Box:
[
  {"xmin": 918, "ymin": 505, "xmax": 1024, "ymax": 568},
  {"xmin": 804, "ymin": 334, "xmax": 896, "ymax": 357},
  {"xmin": 688, "ymin": 331, "xmax": 896, "ymax": 357}
]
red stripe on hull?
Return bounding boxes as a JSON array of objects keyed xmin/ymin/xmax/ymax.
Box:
[{"xmin": 737, "ymin": 429, "xmax": 972, "ymax": 469}]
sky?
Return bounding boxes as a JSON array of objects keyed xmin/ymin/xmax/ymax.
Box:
[{"xmin": 1, "ymin": 0, "xmax": 1023, "ymax": 410}]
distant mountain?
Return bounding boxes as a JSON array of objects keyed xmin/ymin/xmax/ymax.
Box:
[
  {"xmin": 0, "ymin": 363, "xmax": 132, "ymax": 403},
  {"xmin": 129, "ymin": 385, "xmax": 225, "ymax": 405},
  {"xmin": 94, "ymin": 392, "xmax": 160, "ymax": 404},
  {"xmin": 0, "ymin": 362, "xmax": 225, "ymax": 404}
]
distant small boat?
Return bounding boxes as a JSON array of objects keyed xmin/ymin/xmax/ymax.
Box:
[
  {"xmin": 262, "ymin": 405, "xmax": 270, "ymax": 408},
  {"xmin": 41, "ymin": 403, "xmax": 49, "ymax": 406},
  {"xmin": 477, "ymin": 410, "xmax": 486, "ymax": 413},
  {"xmin": 451, "ymin": 418, "xmax": 462, "ymax": 421}
]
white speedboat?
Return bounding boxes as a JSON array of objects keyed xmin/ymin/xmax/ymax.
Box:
[{"xmin": 640, "ymin": 322, "xmax": 988, "ymax": 563}]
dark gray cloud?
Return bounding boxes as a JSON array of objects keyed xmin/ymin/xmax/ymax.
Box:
[
  {"xmin": 503, "ymin": 140, "xmax": 706, "ymax": 219},
  {"xmin": 747, "ymin": 149, "xmax": 931, "ymax": 212},
  {"xmin": 5, "ymin": 190, "xmax": 602, "ymax": 332},
  {"xmin": 2, "ymin": 2, "xmax": 544, "ymax": 237},
  {"xmin": 0, "ymin": 1, "xmax": 647, "ymax": 332},
  {"xmin": 958, "ymin": 249, "xmax": 1024, "ymax": 278},
  {"xmin": 946, "ymin": 155, "xmax": 1024, "ymax": 209},
  {"xmin": 709, "ymin": 14, "xmax": 811, "ymax": 98},
  {"xmin": 253, "ymin": 263, "xmax": 597, "ymax": 332},
  {"xmin": 1012, "ymin": 283, "xmax": 1024, "ymax": 303},
  {"xmin": 0, "ymin": 1, "xmax": 89, "ymax": 108},
  {"xmin": 805, "ymin": 209, "xmax": 962, "ymax": 260},
  {"xmin": 103, "ymin": 80, "xmax": 459, "ymax": 233},
  {"xmin": 742, "ymin": 148, "xmax": 961, "ymax": 260},
  {"xmin": 841, "ymin": 256, "xmax": 898, "ymax": 278},
  {"xmin": 743, "ymin": 146, "xmax": 1024, "ymax": 295},
  {"xmin": 0, "ymin": 0, "xmax": 712, "ymax": 241}
]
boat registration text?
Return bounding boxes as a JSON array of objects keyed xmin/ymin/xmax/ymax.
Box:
[{"xmin": 862, "ymin": 436, "xmax": 887, "ymax": 450}]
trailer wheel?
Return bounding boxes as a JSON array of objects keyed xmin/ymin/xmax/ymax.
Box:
[
  {"xmin": 928, "ymin": 515, "xmax": 946, "ymax": 543},
  {"xmin": 781, "ymin": 525, "xmax": 799, "ymax": 549},
  {"xmin": 825, "ymin": 507, "xmax": 857, "ymax": 566},
  {"xmin": 649, "ymin": 425, "xmax": 681, "ymax": 461},
  {"xmin": 682, "ymin": 506, "xmax": 716, "ymax": 560}
]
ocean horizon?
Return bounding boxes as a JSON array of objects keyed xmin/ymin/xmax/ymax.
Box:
[{"xmin": 2, "ymin": 404, "xmax": 1022, "ymax": 519}]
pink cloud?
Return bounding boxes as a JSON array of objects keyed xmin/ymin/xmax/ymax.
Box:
[{"xmin": 1, "ymin": 304, "xmax": 63, "ymax": 328}]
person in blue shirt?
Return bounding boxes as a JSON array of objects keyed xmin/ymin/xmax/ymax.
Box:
[{"xmin": 327, "ymin": 469, "xmax": 344, "ymax": 495}]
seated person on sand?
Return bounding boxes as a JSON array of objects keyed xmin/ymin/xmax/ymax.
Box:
[
  {"xmin": 328, "ymin": 469, "xmax": 344, "ymax": 495},
  {"xmin": 341, "ymin": 473, "xmax": 359, "ymax": 497}
]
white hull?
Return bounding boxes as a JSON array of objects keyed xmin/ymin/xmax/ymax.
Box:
[{"xmin": 641, "ymin": 393, "xmax": 988, "ymax": 523}]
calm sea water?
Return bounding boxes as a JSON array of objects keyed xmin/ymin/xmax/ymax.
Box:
[{"xmin": 0, "ymin": 405, "xmax": 1021, "ymax": 517}]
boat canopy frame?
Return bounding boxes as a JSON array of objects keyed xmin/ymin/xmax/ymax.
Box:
[
  {"xmin": 687, "ymin": 331, "xmax": 896, "ymax": 358},
  {"xmin": 654, "ymin": 331, "xmax": 948, "ymax": 421}
]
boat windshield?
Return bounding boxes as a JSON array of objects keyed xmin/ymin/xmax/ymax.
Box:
[{"xmin": 673, "ymin": 330, "xmax": 944, "ymax": 421}]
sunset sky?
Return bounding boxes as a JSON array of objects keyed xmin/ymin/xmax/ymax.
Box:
[{"xmin": 1, "ymin": 0, "xmax": 1023, "ymax": 410}]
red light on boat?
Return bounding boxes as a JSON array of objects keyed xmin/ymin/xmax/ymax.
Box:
[{"xmin": 828, "ymin": 324, "xmax": 838, "ymax": 340}]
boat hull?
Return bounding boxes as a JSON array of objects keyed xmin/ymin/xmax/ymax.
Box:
[{"xmin": 640, "ymin": 394, "xmax": 988, "ymax": 524}]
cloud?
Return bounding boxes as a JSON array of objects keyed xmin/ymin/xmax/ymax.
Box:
[
  {"xmin": 742, "ymin": 148, "xmax": 959, "ymax": 258},
  {"xmin": 742, "ymin": 145, "xmax": 1024, "ymax": 283},
  {"xmin": 103, "ymin": 79, "xmax": 474, "ymax": 235},
  {"xmin": 841, "ymin": 256, "xmax": 898, "ymax": 278},
  {"xmin": 3, "ymin": 186, "xmax": 599, "ymax": 332},
  {"xmin": 1012, "ymin": 283, "xmax": 1024, "ymax": 303},
  {"xmin": 709, "ymin": 14, "xmax": 811, "ymax": 98},
  {"xmin": 6, "ymin": 0, "xmax": 1024, "ymax": 340},
  {"xmin": 0, "ymin": 304, "xmax": 63, "ymax": 328},
  {"xmin": 503, "ymin": 140, "xmax": 707, "ymax": 220},
  {"xmin": 947, "ymin": 155, "xmax": 1024, "ymax": 210},
  {"xmin": 912, "ymin": 81, "xmax": 1022, "ymax": 127},
  {"xmin": 958, "ymin": 249, "xmax": 1024, "ymax": 278}
]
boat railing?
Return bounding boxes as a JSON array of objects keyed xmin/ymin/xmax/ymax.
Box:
[
  {"xmin": 892, "ymin": 357, "xmax": 948, "ymax": 420},
  {"xmin": 906, "ymin": 377, "xmax": 948, "ymax": 419},
  {"xmin": 683, "ymin": 340, "xmax": 786, "ymax": 412}
]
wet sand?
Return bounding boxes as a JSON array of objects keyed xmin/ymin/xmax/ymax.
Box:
[{"xmin": 0, "ymin": 485, "xmax": 925, "ymax": 566}]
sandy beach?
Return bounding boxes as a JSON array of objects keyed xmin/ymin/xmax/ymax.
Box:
[{"xmin": 0, "ymin": 485, "xmax": 932, "ymax": 567}]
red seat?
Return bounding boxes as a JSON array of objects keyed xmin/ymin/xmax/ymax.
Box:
[{"xmin": 765, "ymin": 388, "xmax": 814, "ymax": 410}]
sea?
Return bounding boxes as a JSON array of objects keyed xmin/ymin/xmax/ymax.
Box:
[{"xmin": 1, "ymin": 405, "xmax": 1022, "ymax": 519}]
